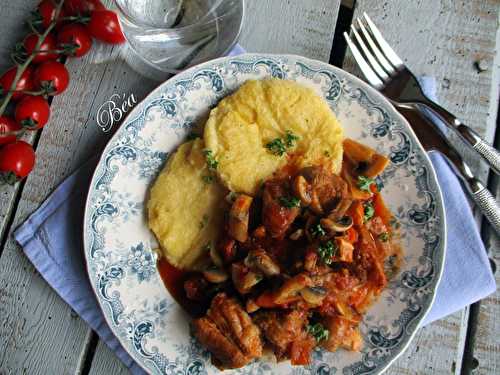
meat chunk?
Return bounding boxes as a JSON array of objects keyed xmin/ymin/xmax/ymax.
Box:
[
  {"xmin": 192, "ymin": 293, "xmax": 263, "ymax": 369},
  {"xmin": 321, "ymin": 315, "xmax": 363, "ymax": 352},
  {"xmin": 262, "ymin": 179, "xmax": 300, "ymax": 238},
  {"xmin": 228, "ymin": 194, "xmax": 253, "ymax": 242},
  {"xmin": 301, "ymin": 166, "xmax": 349, "ymax": 211},
  {"xmin": 254, "ymin": 309, "xmax": 309, "ymax": 359},
  {"xmin": 192, "ymin": 317, "xmax": 250, "ymax": 368}
]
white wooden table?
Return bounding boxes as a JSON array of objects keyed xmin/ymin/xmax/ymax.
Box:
[{"xmin": 0, "ymin": 1, "xmax": 498, "ymax": 374}]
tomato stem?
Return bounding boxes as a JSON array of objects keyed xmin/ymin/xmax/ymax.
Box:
[
  {"xmin": 0, "ymin": 0, "xmax": 64, "ymax": 118},
  {"xmin": 60, "ymin": 15, "xmax": 91, "ymax": 24}
]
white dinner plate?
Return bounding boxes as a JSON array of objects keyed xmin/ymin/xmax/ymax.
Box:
[{"xmin": 83, "ymin": 53, "xmax": 446, "ymax": 375}]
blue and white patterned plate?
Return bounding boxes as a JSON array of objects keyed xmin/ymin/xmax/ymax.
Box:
[{"xmin": 83, "ymin": 54, "xmax": 446, "ymax": 375}]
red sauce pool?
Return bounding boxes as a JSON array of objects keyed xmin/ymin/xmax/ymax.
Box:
[{"xmin": 157, "ymin": 258, "xmax": 206, "ymax": 317}]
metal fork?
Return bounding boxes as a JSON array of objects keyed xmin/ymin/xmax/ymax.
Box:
[
  {"xmin": 344, "ymin": 13, "xmax": 500, "ymax": 234},
  {"xmin": 344, "ymin": 13, "xmax": 500, "ymax": 176}
]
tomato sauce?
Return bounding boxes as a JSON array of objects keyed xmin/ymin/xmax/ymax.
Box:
[{"xmin": 157, "ymin": 258, "xmax": 206, "ymax": 317}]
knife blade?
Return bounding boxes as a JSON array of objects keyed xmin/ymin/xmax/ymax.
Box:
[{"xmin": 394, "ymin": 104, "xmax": 500, "ymax": 235}]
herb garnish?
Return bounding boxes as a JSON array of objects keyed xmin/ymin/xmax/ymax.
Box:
[
  {"xmin": 266, "ymin": 138, "xmax": 287, "ymax": 156},
  {"xmin": 318, "ymin": 240, "xmax": 337, "ymax": 265},
  {"xmin": 266, "ymin": 130, "xmax": 299, "ymax": 156},
  {"xmin": 364, "ymin": 202, "xmax": 375, "ymax": 222},
  {"xmin": 307, "ymin": 323, "xmax": 330, "ymax": 342},
  {"xmin": 324, "ymin": 150, "xmax": 331, "ymax": 157},
  {"xmin": 203, "ymin": 149, "xmax": 218, "ymax": 170},
  {"xmin": 357, "ymin": 175, "xmax": 375, "ymax": 192},
  {"xmin": 310, "ymin": 223, "xmax": 326, "ymax": 238},
  {"xmin": 284, "ymin": 130, "xmax": 299, "ymax": 147},
  {"xmin": 279, "ymin": 196, "xmax": 301, "ymax": 208},
  {"xmin": 378, "ymin": 232, "xmax": 389, "ymax": 242}
]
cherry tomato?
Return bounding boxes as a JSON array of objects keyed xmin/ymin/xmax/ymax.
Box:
[
  {"xmin": 15, "ymin": 96, "xmax": 51, "ymax": 129},
  {"xmin": 64, "ymin": 0, "xmax": 105, "ymax": 15},
  {"xmin": 0, "ymin": 116, "xmax": 21, "ymax": 145},
  {"xmin": 0, "ymin": 141, "xmax": 35, "ymax": 182},
  {"xmin": 87, "ymin": 10, "xmax": 125, "ymax": 44},
  {"xmin": 0, "ymin": 66, "xmax": 34, "ymax": 101},
  {"xmin": 37, "ymin": 0, "xmax": 66, "ymax": 29},
  {"xmin": 33, "ymin": 61, "xmax": 69, "ymax": 95},
  {"xmin": 57, "ymin": 24, "xmax": 93, "ymax": 57},
  {"xmin": 23, "ymin": 33, "xmax": 58, "ymax": 64}
]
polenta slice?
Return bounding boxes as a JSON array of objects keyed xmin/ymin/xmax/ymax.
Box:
[
  {"xmin": 204, "ymin": 79, "xmax": 343, "ymax": 195},
  {"xmin": 148, "ymin": 138, "xmax": 226, "ymax": 269}
]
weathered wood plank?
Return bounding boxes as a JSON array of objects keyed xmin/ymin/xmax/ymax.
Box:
[
  {"xmin": 88, "ymin": 341, "xmax": 131, "ymax": 375},
  {"xmin": 345, "ymin": 0, "xmax": 499, "ymax": 181},
  {"xmin": 86, "ymin": 1, "xmax": 341, "ymax": 373},
  {"xmin": 0, "ymin": 42, "xmax": 157, "ymax": 375},
  {"xmin": 474, "ymin": 233, "xmax": 499, "ymax": 374},
  {"xmin": 472, "ymin": 12, "xmax": 500, "ymax": 373},
  {"xmin": 239, "ymin": 0, "xmax": 340, "ymax": 63},
  {"xmin": 343, "ymin": 1, "xmax": 500, "ymax": 374},
  {"xmin": 0, "ymin": 0, "xmax": 40, "ymax": 246}
]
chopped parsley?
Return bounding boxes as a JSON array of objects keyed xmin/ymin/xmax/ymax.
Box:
[
  {"xmin": 266, "ymin": 131, "xmax": 299, "ymax": 156},
  {"xmin": 203, "ymin": 149, "xmax": 218, "ymax": 170},
  {"xmin": 378, "ymin": 232, "xmax": 389, "ymax": 242},
  {"xmin": 307, "ymin": 323, "xmax": 330, "ymax": 342},
  {"xmin": 284, "ymin": 130, "xmax": 299, "ymax": 147},
  {"xmin": 202, "ymin": 175, "xmax": 214, "ymax": 184},
  {"xmin": 357, "ymin": 175, "xmax": 375, "ymax": 192},
  {"xmin": 279, "ymin": 196, "xmax": 301, "ymax": 208},
  {"xmin": 310, "ymin": 223, "xmax": 326, "ymax": 238},
  {"xmin": 186, "ymin": 132, "xmax": 199, "ymax": 140},
  {"xmin": 266, "ymin": 138, "xmax": 287, "ymax": 156},
  {"xmin": 364, "ymin": 202, "xmax": 375, "ymax": 222},
  {"xmin": 318, "ymin": 240, "xmax": 337, "ymax": 265}
]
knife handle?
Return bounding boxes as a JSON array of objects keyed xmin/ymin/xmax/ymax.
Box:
[
  {"xmin": 456, "ymin": 123, "xmax": 500, "ymax": 176},
  {"xmin": 470, "ymin": 183, "xmax": 500, "ymax": 235},
  {"xmin": 421, "ymin": 100, "xmax": 500, "ymax": 175},
  {"xmin": 444, "ymin": 153, "xmax": 500, "ymax": 235}
]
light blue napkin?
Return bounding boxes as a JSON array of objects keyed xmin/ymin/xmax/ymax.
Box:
[{"xmin": 13, "ymin": 70, "xmax": 495, "ymax": 374}]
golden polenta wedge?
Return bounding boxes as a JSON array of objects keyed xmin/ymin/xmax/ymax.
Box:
[
  {"xmin": 204, "ymin": 79, "xmax": 343, "ymax": 195},
  {"xmin": 148, "ymin": 138, "xmax": 226, "ymax": 269}
]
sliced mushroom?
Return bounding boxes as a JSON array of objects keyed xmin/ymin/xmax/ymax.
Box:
[
  {"xmin": 328, "ymin": 199, "xmax": 353, "ymax": 220},
  {"xmin": 228, "ymin": 194, "xmax": 253, "ymax": 242},
  {"xmin": 209, "ymin": 245, "xmax": 224, "ymax": 268},
  {"xmin": 309, "ymin": 189, "xmax": 324, "ymax": 214},
  {"xmin": 244, "ymin": 248, "xmax": 280, "ymax": 277},
  {"xmin": 293, "ymin": 175, "xmax": 312, "ymax": 205},
  {"xmin": 231, "ymin": 262, "xmax": 263, "ymax": 294},
  {"xmin": 289, "ymin": 228, "xmax": 304, "ymax": 241},
  {"xmin": 335, "ymin": 237, "xmax": 354, "ymax": 262},
  {"xmin": 320, "ymin": 216, "xmax": 353, "ymax": 233},
  {"xmin": 274, "ymin": 273, "xmax": 313, "ymax": 305},
  {"xmin": 203, "ymin": 267, "xmax": 229, "ymax": 283},
  {"xmin": 299, "ymin": 286, "xmax": 327, "ymax": 306}
]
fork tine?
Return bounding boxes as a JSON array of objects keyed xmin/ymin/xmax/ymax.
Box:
[
  {"xmin": 356, "ymin": 18, "xmax": 394, "ymax": 74},
  {"xmin": 350, "ymin": 25, "xmax": 389, "ymax": 81},
  {"xmin": 343, "ymin": 32, "xmax": 384, "ymax": 88},
  {"xmin": 363, "ymin": 12, "xmax": 403, "ymax": 68}
]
